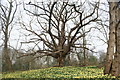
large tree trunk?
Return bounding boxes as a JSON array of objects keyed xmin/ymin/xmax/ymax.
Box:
[
  {"xmin": 104, "ymin": 2, "xmax": 116, "ymax": 74},
  {"xmin": 57, "ymin": 57, "xmax": 65, "ymax": 67},
  {"xmin": 111, "ymin": 5, "xmax": 120, "ymax": 76}
]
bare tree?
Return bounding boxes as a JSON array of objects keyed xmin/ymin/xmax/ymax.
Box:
[
  {"xmin": 0, "ymin": 0, "xmax": 17, "ymax": 71},
  {"xmin": 21, "ymin": 0, "xmax": 99, "ymax": 67}
]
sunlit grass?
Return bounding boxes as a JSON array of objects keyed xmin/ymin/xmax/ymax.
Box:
[
  {"xmin": 0, "ymin": 73, "xmax": 2, "ymax": 79},
  {"xmin": 2, "ymin": 66, "xmax": 116, "ymax": 78}
]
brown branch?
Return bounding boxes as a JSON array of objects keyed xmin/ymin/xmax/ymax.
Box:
[
  {"xmin": 22, "ymin": 27, "xmax": 54, "ymax": 50},
  {"xmin": 9, "ymin": 0, "xmax": 18, "ymax": 24},
  {"xmin": 73, "ymin": 27, "xmax": 95, "ymax": 43},
  {"xmin": 48, "ymin": 2, "xmax": 57, "ymax": 48},
  {"xmin": 72, "ymin": 45, "xmax": 97, "ymax": 53},
  {"xmin": 26, "ymin": 3, "xmax": 50, "ymax": 13},
  {"xmin": 70, "ymin": 13, "xmax": 82, "ymax": 43}
]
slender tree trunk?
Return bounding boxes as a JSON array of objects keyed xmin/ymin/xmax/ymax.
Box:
[
  {"xmin": 65, "ymin": 54, "xmax": 71, "ymax": 66},
  {"xmin": 82, "ymin": 27, "xmax": 86, "ymax": 66},
  {"xmin": 76, "ymin": 52, "xmax": 81, "ymax": 65},
  {"xmin": 104, "ymin": 2, "xmax": 116, "ymax": 74},
  {"xmin": 46, "ymin": 56, "xmax": 50, "ymax": 67},
  {"xmin": 83, "ymin": 48, "xmax": 86, "ymax": 66}
]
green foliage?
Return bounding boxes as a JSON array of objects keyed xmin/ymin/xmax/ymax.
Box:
[{"xmin": 2, "ymin": 66, "xmax": 116, "ymax": 79}]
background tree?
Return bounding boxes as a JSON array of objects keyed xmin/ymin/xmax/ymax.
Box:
[
  {"xmin": 0, "ymin": 0, "xmax": 17, "ymax": 72},
  {"xmin": 97, "ymin": 51, "xmax": 106, "ymax": 68}
]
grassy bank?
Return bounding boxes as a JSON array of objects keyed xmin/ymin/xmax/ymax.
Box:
[{"xmin": 2, "ymin": 66, "xmax": 116, "ymax": 79}]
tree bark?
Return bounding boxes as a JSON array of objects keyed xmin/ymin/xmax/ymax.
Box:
[
  {"xmin": 104, "ymin": 2, "xmax": 116, "ymax": 74},
  {"xmin": 57, "ymin": 57, "xmax": 65, "ymax": 67},
  {"xmin": 111, "ymin": 4, "xmax": 120, "ymax": 76}
]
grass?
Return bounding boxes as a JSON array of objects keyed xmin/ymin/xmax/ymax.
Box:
[
  {"xmin": 1, "ymin": 66, "xmax": 117, "ymax": 79},
  {"xmin": 0, "ymin": 73, "xmax": 2, "ymax": 79}
]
